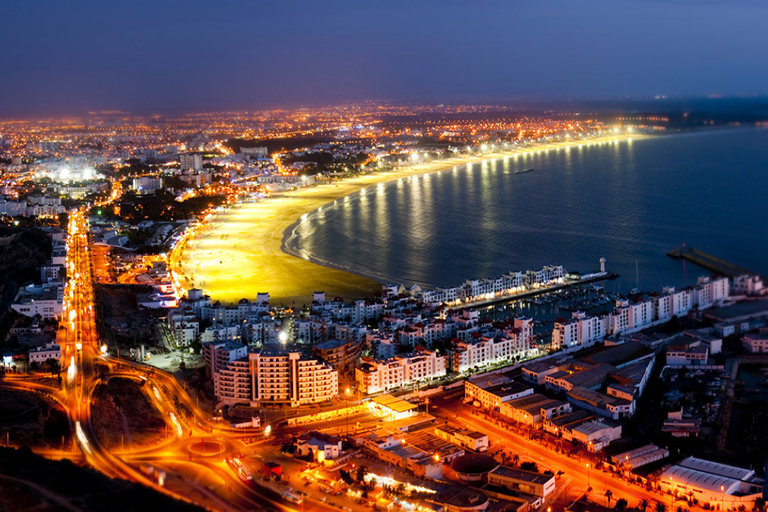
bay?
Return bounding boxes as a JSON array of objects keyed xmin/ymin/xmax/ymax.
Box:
[{"xmin": 284, "ymin": 128, "xmax": 768, "ymax": 294}]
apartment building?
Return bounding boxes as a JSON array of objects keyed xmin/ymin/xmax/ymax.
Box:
[
  {"xmin": 355, "ymin": 348, "xmax": 447, "ymax": 394},
  {"xmin": 251, "ymin": 349, "xmax": 338, "ymax": 407}
]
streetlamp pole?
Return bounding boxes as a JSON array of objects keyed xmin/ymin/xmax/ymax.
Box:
[
  {"xmin": 345, "ymin": 388, "xmax": 350, "ymax": 438},
  {"xmin": 670, "ymin": 477, "xmax": 674, "ymax": 510},
  {"xmin": 586, "ymin": 463, "xmax": 590, "ymax": 490},
  {"xmin": 721, "ymin": 484, "xmax": 725, "ymax": 511}
]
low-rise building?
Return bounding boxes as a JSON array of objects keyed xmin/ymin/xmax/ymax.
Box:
[
  {"xmin": 570, "ymin": 420, "xmax": 622, "ymax": 451},
  {"xmin": 464, "ymin": 374, "xmax": 533, "ymax": 411},
  {"xmin": 500, "ymin": 393, "xmax": 572, "ymax": 425},
  {"xmin": 487, "ymin": 466, "xmax": 556, "ymax": 499},
  {"xmin": 296, "ymin": 431, "xmax": 342, "ymax": 462},
  {"xmin": 28, "ymin": 342, "xmax": 61, "ymax": 365},
  {"xmin": 567, "ymin": 386, "xmax": 634, "ymax": 420},
  {"xmin": 434, "ymin": 425, "xmax": 489, "ymax": 452},
  {"xmin": 660, "ymin": 457, "xmax": 763, "ymax": 508},
  {"xmin": 666, "ymin": 344, "xmax": 708, "ymax": 366},
  {"xmin": 610, "ymin": 444, "xmax": 669, "ymax": 470},
  {"xmin": 11, "ymin": 283, "xmax": 63, "ymax": 320},
  {"xmin": 742, "ymin": 328, "xmax": 768, "ymax": 353}
]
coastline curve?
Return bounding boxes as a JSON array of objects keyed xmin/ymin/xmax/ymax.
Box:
[{"xmin": 174, "ymin": 134, "xmax": 641, "ymax": 305}]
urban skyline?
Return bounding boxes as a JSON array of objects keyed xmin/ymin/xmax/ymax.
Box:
[{"xmin": 1, "ymin": 2, "xmax": 767, "ymax": 512}]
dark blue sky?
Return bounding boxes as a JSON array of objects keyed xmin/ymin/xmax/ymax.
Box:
[{"xmin": 2, "ymin": 0, "xmax": 767, "ymax": 116}]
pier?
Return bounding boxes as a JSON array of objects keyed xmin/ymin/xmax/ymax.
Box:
[{"xmin": 667, "ymin": 246, "xmax": 765, "ymax": 281}]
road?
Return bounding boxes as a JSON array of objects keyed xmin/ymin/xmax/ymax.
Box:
[
  {"xmin": 54, "ymin": 206, "xmax": 300, "ymax": 511},
  {"xmin": 429, "ymin": 392, "xmax": 698, "ymax": 512}
]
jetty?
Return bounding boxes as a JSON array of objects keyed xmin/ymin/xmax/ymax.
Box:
[{"xmin": 668, "ymin": 246, "xmax": 765, "ymax": 281}]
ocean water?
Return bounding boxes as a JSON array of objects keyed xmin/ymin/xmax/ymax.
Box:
[{"xmin": 284, "ymin": 128, "xmax": 768, "ymax": 293}]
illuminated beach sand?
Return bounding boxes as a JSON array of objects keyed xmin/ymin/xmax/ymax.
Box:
[{"xmin": 177, "ymin": 134, "xmax": 640, "ymax": 305}]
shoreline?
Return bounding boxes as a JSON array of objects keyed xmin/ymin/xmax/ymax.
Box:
[{"xmin": 174, "ymin": 133, "xmax": 644, "ymax": 305}]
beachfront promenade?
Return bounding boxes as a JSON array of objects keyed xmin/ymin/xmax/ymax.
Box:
[{"xmin": 171, "ymin": 134, "xmax": 641, "ymax": 306}]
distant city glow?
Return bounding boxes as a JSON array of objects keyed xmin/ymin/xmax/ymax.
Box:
[{"xmin": 38, "ymin": 163, "xmax": 101, "ymax": 183}]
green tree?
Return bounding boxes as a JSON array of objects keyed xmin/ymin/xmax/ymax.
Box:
[
  {"xmin": 339, "ymin": 469, "xmax": 354, "ymax": 486},
  {"xmin": 355, "ymin": 465, "xmax": 368, "ymax": 484},
  {"xmin": 615, "ymin": 499, "xmax": 628, "ymax": 512},
  {"xmin": 45, "ymin": 358, "xmax": 60, "ymax": 378},
  {"xmin": 605, "ymin": 489, "xmax": 613, "ymax": 506},
  {"xmin": 656, "ymin": 503, "xmax": 668, "ymax": 512},
  {"xmin": 640, "ymin": 499, "xmax": 650, "ymax": 512}
]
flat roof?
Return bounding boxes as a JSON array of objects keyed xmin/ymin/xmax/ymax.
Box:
[
  {"xmin": 314, "ymin": 338, "xmax": 353, "ymax": 350},
  {"xmin": 483, "ymin": 381, "xmax": 533, "ymax": 399},
  {"xmin": 490, "ymin": 465, "xmax": 554, "ymax": 485},
  {"xmin": 386, "ymin": 413, "xmax": 435, "ymax": 432},
  {"xmin": 577, "ymin": 342, "xmax": 653, "ymax": 367},
  {"xmin": 371, "ymin": 394, "xmax": 417, "ymax": 413},
  {"xmin": 706, "ymin": 300, "xmax": 768, "ymax": 322},
  {"xmin": 572, "ymin": 420, "xmax": 618, "ymax": 436}
]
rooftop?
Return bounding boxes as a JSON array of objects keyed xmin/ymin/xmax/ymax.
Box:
[
  {"xmin": 490, "ymin": 465, "xmax": 554, "ymax": 485},
  {"xmin": 370, "ymin": 394, "xmax": 417, "ymax": 414}
]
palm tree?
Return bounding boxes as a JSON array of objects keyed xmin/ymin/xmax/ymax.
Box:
[
  {"xmin": 615, "ymin": 498, "xmax": 629, "ymax": 512},
  {"xmin": 655, "ymin": 502, "xmax": 667, "ymax": 512},
  {"xmin": 605, "ymin": 489, "xmax": 614, "ymax": 506},
  {"xmin": 639, "ymin": 499, "xmax": 650, "ymax": 512},
  {"xmin": 512, "ymin": 454, "xmax": 520, "ymax": 468}
]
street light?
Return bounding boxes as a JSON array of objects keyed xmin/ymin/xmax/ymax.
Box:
[
  {"xmin": 669, "ymin": 477, "xmax": 674, "ymax": 509},
  {"xmin": 345, "ymin": 388, "xmax": 351, "ymax": 438},
  {"xmin": 721, "ymin": 484, "xmax": 725, "ymax": 511},
  {"xmin": 586, "ymin": 463, "xmax": 591, "ymax": 490}
]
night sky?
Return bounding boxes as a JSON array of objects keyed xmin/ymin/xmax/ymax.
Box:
[{"xmin": 2, "ymin": 0, "xmax": 767, "ymax": 116}]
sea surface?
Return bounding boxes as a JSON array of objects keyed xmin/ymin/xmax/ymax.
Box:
[{"xmin": 284, "ymin": 128, "xmax": 768, "ymax": 294}]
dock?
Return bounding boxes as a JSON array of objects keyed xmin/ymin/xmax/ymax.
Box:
[{"xmin": 667, "ymin": 246, "xmax": 764, "ymax": 280}]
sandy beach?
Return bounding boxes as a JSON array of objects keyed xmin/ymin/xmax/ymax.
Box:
[{"xmin": 174, "ymin": 134, "xmax": 642, "ymax": 305}]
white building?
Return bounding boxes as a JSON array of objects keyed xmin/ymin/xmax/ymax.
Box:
[
  {"xmin": 250, "ymin": 349, "xmax": 338, "ymax": 407},
  {"xmin": 552, "ymin": 311, "xmax": 610, "ymax": 349},
  {"xmin": 694, "ymin": 276, "xmax": 729, "ymax": 309},
  {"xmin": 733, "ymin": 275, "xmax": 766, "ymax": 297},
  {"xmin": 28, "ymin": 342, "xmax": 61, "ymax": 365},
  {"xmin": 742, "ymin": 328, "xmax": 768, "ymax": 354},
  {"xmin": 451, "ymin": 317, "xmax": 534, "ymax": 372},
  {"xmin": 11, "ymin": 283, "xmax": 63, "ymax": 320},
  {"xmin": 179, "ymin": 153, "xmax": 203, "ymax": 172},
  {"xmin": 660, "ymin": 457, "xmax": 763, "ymax": 508},
  {"xmin": 131, "ymin": 176, "xmax": 163, "ymax": 195},
  {"xmin": 355, "ymin": 348, "xmax": 447, "ymax": 394},
  {"xmin": 204, "ymin": 345, "xmax": 339, "ymax": 407},
  {"xmin": 200, "ymin": 324, "xmax": 242, "ymax": 344},
  {"xmin": 296, "ymin": 431, "xmax": 343, "ymax": 462}
]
